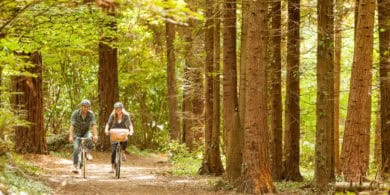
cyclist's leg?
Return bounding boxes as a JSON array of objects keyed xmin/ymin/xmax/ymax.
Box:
[
  {"xmin": 83, "ymin": 131, "xmax": 93, "ymax": 150},
  {"xmin": 120, "ymin": 141, "xmax": 128, "ymax": 161},
  {"xmin": 110, "ymin": 142, "xmax": 117, "ymax": 173},
  {"xmin": 111, "ymin": 142, "xmax": 117, "ymax": 164},
  {"xmin": 72, "ymin": 137, "xmax": 80, "ymax": 172},
  {"xmin": 120, "ymin": 141, "xmax": 127, "ymax": 150},
  {"xmin": 83, "ymin": 131, "xmax": 93, "ymax": 160}
]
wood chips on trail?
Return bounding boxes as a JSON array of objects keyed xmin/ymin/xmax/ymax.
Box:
[{"xmin": 22, "ymin": 151, "xmax": 237, "ymax": 195}]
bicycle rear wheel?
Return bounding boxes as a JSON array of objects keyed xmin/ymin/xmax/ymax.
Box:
[
  {"xmin": 115, "ymin": 146, "xmax": 121, "ymax": 179},
  {"xmin": 82, "ymin": 150, "xmax": 87, "ymax": 178}
]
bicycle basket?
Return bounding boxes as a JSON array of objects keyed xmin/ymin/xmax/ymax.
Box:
[{"xmin": 110, "ymin": 129, "xmax": 129, "ymax": 142}]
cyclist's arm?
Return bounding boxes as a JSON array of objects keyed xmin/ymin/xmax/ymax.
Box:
[
  {"xmin": 125, "ymin": 115, "xmax": 134, "ymax": 135},
  {"xmin": 104, "ymin": 113, "xmax": 114, "ymax": 135},
  {"xmin": 92, "ymin": 124, "xmax": 98, "ymax": 140},
  {"xmin": 69, "ymin": 125, "xmax": 74, "ymax": 143},
  {"xmin": 104, "ymin": 123, "xmax": 110, "ymax": 135},
  {"xmin": 69, "ymin": 111, "xmax": 77, "ymax": 142},
  {"xmin": 89, "ymin": 112, "xmax": 98, "ymax": 141}
]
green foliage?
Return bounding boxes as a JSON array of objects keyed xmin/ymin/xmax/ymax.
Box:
[
  {"xmin": 0, "ymin": 155, "xmax": 51, "ymax": 194},
  {"xmin": 165, "ymin": 141, "xmax": 202, "ymax": 176},
  {"xmin": 0, "ymin": 105, "xmax": 29, "ymax": 155},
  {"xmin": 126, "ymin": 145, "xmax": 153, "ymax": 157}
]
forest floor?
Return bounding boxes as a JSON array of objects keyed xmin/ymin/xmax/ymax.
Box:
[{"xmin": 21, "ymin": 151, "xmax": 238, "ymax": 195}]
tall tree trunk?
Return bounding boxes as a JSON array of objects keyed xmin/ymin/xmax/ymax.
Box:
[
  {"xmin": 334, "ymin": 0, "xmax": 343, "ymax": 176},
  {"xmin": 238, "ymin": 0, "xmax": 275, "ymax": 193},
  {"xmin": 13, "ymin": 52, "xmax": 47, "ymax": 154},
  {"xmin": 212, "ymin": 4, "xmax": 222, "ymax": 172},
  {"xmin": 315, "ymin": 0, "xmax": 335, "ymax": 189},
  {"xmin": 374, "ymin": 99, "xmax": 381, "ymax": 166},
  {"xmin": 182, "ymin": 62, "xmax": 193, "ymax": 148},
  {"xmin": 180, "ymin": 13, "xmax": 205, "ymax": 151},
  {"xmin": 199, "ymin": 0, "xmax": 224, "ymax": 176},
  {"xmin": 378, "ymin": 0, "xmax": 390, "ymax": 179},
  {"xmin": 97, "ymin": 10, "xmax": 119, "ymax": 151},
  {"xmin": 166, "ymin": 21, "xmax": 180, "ymax": 141},
  {"xmin": 223, "ymin": 0, "xmax": 242, "ymax": 184},
  {"xmin": 239, "ymin": 0, "xmax": 249, "ymax": 129},
  {"xmin": 341, "ymin": 0, "xmax": 375, "ymax": 182},
  {"xmin": 181, "ymin": 24, "xmax": 193, "ymax": 147},
  {"xmin": 270, "ymin": 0, "xmax": 283, "ymax": 181},
  {"xmin": 283, "ymin": 0, "xmax": 303, "ymax": 181}
]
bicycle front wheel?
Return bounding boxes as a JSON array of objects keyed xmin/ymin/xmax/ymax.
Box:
[
  {"xmin": 82, "ymin": 150, "xmax": 87, "ymax": 178},
  {"xmin": 115, "ymin": 147, "xmax": 121, "ymax": 179}
]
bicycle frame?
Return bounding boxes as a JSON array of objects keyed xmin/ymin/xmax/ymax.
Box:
[
  {"xmin": 114, "ymin": 141, "xmax": 122, "ymax": 179},
  {"xmin": 109, "ymin": 128, "xmax": 129, "ymax": 179},
  {"xmin": 76, "ymin": 137, "xmax": 90, "ymax": 178}
]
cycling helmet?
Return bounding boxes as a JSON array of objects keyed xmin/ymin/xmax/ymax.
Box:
[
  {"xmin": 80, "ymin": 99, "xmax": 91, "ymax": 107},
  {"xmin": 114, "ymin": 102, "xmax": 123, "ymax": 109}
]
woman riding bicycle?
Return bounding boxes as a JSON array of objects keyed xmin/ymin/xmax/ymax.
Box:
[{"xmin": 104, "ymin": 102, "xmax": 134, "ymax": 173}]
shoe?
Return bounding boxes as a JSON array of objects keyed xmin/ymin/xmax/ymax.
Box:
[
  {"xmin": 72, "ymin": 166, "xmax": 79, "ymax": 174},
  {"xmin": 86, "ymin": 153, "xmax": 93, "ymax": 160}
]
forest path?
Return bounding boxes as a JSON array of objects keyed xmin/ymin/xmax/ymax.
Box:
[{"xmin": 22, "ymin": 151, "xmax": 235, "ymax": 195}]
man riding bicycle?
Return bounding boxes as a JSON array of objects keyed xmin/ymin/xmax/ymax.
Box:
[{"xmin": 69, "ymin": 99, "xmax": 98, "ymax": 173}]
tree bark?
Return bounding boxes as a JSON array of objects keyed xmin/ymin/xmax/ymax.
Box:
[
  {"xmin": 13, "ymin": 52, "xmax": 47, "ymax": 154},
  {"xmin": 182, "ymin": 62, "xmax": 193, "ymax": 148},
  {"xmin": 180, "ymin": 13, "xmax": 205, "ymax": 151},
  {"xmin": 374, "ymin": 99, "xmax": 381, "ymax": 166},
  {"xmin": 269, "ymin": 0, "xmax": 283, "ymax": 181},
  {"xmin": 238, "ymin": 0, "xmax": 275, "ymax": 193},
  {"xmin": 166, "ymin": 20, "xmax": 180, "ymax": 141},
  {"xmin": 378, "ymin": 0, "xmax": 390, "ymax": 179},
  {"xmin": 199, "ymin": 0, "xmax": 224, "ymax": 176},
  {"xmin": 239, "ymin": 0, "xmax": 249, "ymax": 130},
  {"xmin": 315, "ymin": 0, "xmax": 335, "ymax": 189},
  {"xmin": 223, "ymin": 0, "xmax": 242, "ymax": 184},
  {"xmin": 283, "ymin": 0, "xmax": 303, "ymax": 181},
  {"xmin": 334, "ymin": 0, "xmax": 344, "ymax": 176},
  {"xmin": 341, "ymin": 0, "xmax": 375, "ymax": 182},
  {"xmin": 96, "ymin": 10, "xmax": 119, "ymax": 151}
]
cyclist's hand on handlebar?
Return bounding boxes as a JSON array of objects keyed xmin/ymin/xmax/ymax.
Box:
[
  {"xmin": 104, "ymin": 129, "xmax": 109, "ymax": 136},
  {"xmin": 129, "ymin": 129, "xmax": 134, "ymax": 136}
]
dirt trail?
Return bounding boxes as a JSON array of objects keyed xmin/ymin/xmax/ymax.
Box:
[{"xmin": 22, "ymin": 151, "xmax": 236, "ymax": 195}]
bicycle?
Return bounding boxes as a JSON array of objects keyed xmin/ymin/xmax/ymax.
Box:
[
  {"xmin": 109, "ymin": 128, "xmax": 129, "ymax": 179},
  {"xmin": 75, "ymin": 137, "xmax": 91, "ymax": 179}
]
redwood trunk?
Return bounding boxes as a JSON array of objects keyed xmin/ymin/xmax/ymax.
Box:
[
  {"xmin": 180, "ymin": 18, "xmax": 204, "ymax": 150},
  {"xmin": 378, "ymin": 0, "xmax": 390, "ymax": 179},
  {"xmin": 283, "ymin": 0, "xmax": 303, "ymax": 181},
  {"xmin": 270, "ymin": 0, "xmax": 283, "ymax": 181},
  {"xmin": 239, "ymin": 0, "xmax": 249, "ymax": 129},
  {"xmin": 238, "ymin": 0, "xmax": 275, "ymax": 193},
  {"xmin": 199, "ymin": 0, "xmax": 224, "ymax": 175},
  {"xmin": 166, "ymin": 21, "xmax": 180, "ymax": 141},
  {"xmin": 374, "ymin": 101, "xmax": 381, "ymax": 166},
  {"xmin": 223, "ymin": 0, "xmax": 242, "ymax": 183},
  {"xmin": 181, "ymin": 25, "xmax": 193, "ymax": 147},
  {"xmin": 341, "ymin": 0, "xmax": 375, "ymax": 182},
  {"xmin": 97, "ymin": 10, "xmax": 119, "ymax": 151},
  {"xmin": 315, "ymin": 0, "xmax": 335, "ymax": 189},
  {"xmin": 334, "ymin": 0, "xmax": 343, "ymax": 175},
  {"xmin": 13, "ymin": 52, "xmax": 47, "ymax": 154}
]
